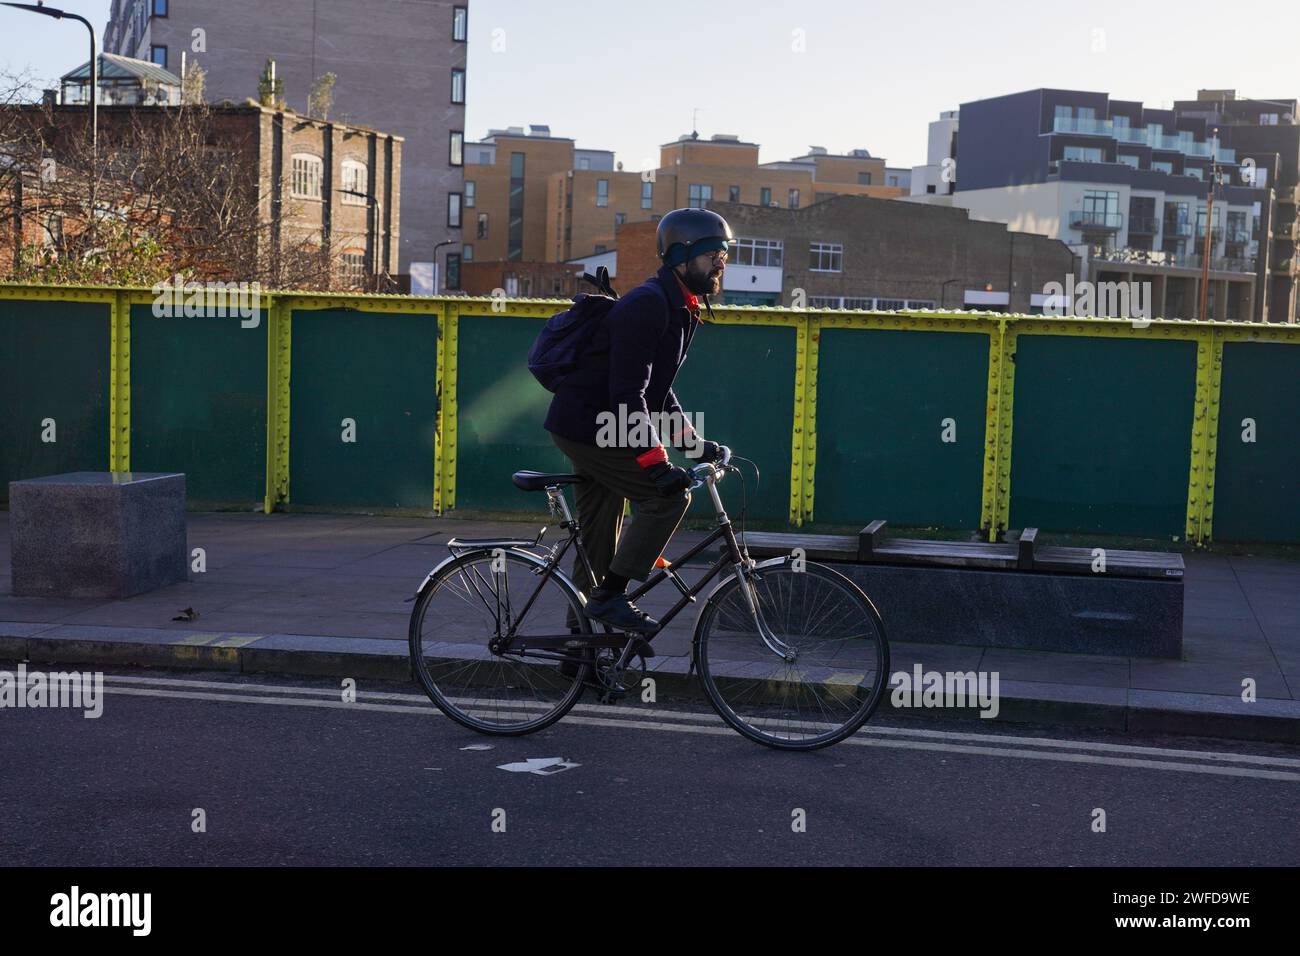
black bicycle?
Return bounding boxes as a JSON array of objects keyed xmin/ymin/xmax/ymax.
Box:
[{"xmin": 408, "ymin": 449, "xmax": 890, "ymax": 750}]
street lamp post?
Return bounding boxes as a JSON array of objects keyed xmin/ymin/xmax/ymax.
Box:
[
  {"xmin": 431, "ymin": 238, "xmax": 457, "ymax": 294},
  {"xmin": 940, "ymin": 277, "xmax": 961, "ymax": 310},
  {"xmin": 1198, "ymin": 127, "xmax": 1220, "ymax": 321},
  {"xmin": 3, "ymin": 2, "xmax": 98, "ymax": 208},
  {"xmin": 338, "ymin": 188, "xmax": 386, "ymax": 287}
]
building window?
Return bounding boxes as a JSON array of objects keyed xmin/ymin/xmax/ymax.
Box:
[
  {"xmin": 728, "ymin": 185, "xmax": 740, "ymax": 202},
  {"xmin": 877, "ymin": 298, "xmax": 907, "ymax": 311},
  {"xmin": 641, "ymin": 180, "xmax": 653, "ymax": 209},
  {"xmin": 596, "ymin": 179, "xmax": 609, "ymax": 207},
  {"xmin": 448, "ymin": 192, "xmax": 462, "ymax": 227},
  {"xmin": 1152, "ymin": 160, "xmax": 1174, "ymax": 174},
  {"xmin": 451, "ymin": 69, "xmax": 465, "ymax": 104},
  {"xmin": 1185, "ymin": 167, "xmax": 1204, "ymax": 181},
  {"xmin": 340, "ymin": 252, "xmax": 366, "ymax": 283},
  {"xmin": 464, "ymin": 181, "xmax": 475, "ymax": 208},
  {"xmin": 688, "ymin": 183, "xmax": 712, "ymax": 208},
  {"xmin": 809, "ymin": 242, "xmax": 842, "ymax": 272},
  {"xmin": 595, "ymin": 244, "xmax": 607, "ymax": 254},
  {"xmin": 1117, "ymin": 154, "xmax": 1140, "ymax": 169},
  {"xmin": 477, "ymin": 213, "xmax": 488, "ymax": 239},
  {"xmin": 1078, "ymin": 189, "xmax": 1120, "ymax": 229},
  {"xmin": 578, "ymin": 156, "xmax": 590, "ymax": 170},
  {"xmin": 906, "ymin": 300, "xmax": 936, "ymax": 310},
  {"xmin": 857, "ymin": 172, "xmax": 872, "ymax": 185},
  {"xmin": 760, "ymin": 187, "xmax": 772, "ymax": 206},
  {"xmin": 42, "ymin": 212, "xmax": 64, "ymax": 248},
  {"xmin": 153, "ymin": 0, "xmax": 168, "ymax": 16},
  {"xmin": 888, "ymin": 175, "xmax": 899, "ymax": 187},
  {"xmin": 1260, "ymin": 113, "xmax": 1279, "ymax": 126},
  {"xmin": 341, "ymin": 160, "xmax": 367, "ymax": 204},
  {"xmin": 150, "ymin": 45, "xmax": 168, "ymax": 68},
  {"xmin": 462, "ymin": 244, "xmax": 473, "ymax": 261},
  {"xmin": 788, "ymin": 188, "xmax": 800, "ymax": 209},
  {"xmin": 614, "ymin": 212, "xmax": 626, "ymax": 226},
  {"xmin": 1063, "ymin": 145, "xmax": 1104, "ymax": 163},
  {"xmin": 508, "ymin": 152, "xmax": 524, "ymax": 260},
  {"xmin": 842, "ymin": 297, "xmax": 873, "ymax": 309},
  {"xmin": 452, "ymin": 6, "xmax": 468, "ymax": 42},
  {"xmin": 732, "ymin": 237, "xmax": 783, "ymax": 268},
  {"xmin": 449, "ymin": 131, "xmax": 464, "ymax": 167},
  {"xmin": 291, "ymin": 154, "xmax": 323, "ymax": 199},
  {"xmin": 446, "ymin": 253, "xmax": 461, "ymax": 290}
]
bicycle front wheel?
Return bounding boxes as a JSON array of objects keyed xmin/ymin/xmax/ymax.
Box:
[
  {"xmin": 409, "ymin": 548, "xmax": 590, "ymax": 736},
  {"xmin": 695, "ymin": 558, "xmax": 889, "ymax": 750}
]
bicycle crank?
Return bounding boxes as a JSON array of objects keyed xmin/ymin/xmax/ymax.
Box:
[{"xmin": 592, "ymin": 649, "xmax": 648, "ymax": 705}]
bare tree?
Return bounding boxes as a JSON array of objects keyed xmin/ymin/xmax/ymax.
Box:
[{"xmin": 2, "ymin": 91, "xmax": 364, "ymax": 290}]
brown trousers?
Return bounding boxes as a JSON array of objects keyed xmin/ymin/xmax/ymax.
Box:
[{"xmin": 550, "ymin": 432, "xmax": 692, "ymax": 592}]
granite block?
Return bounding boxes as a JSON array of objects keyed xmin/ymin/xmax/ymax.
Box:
[{"xmin": 10, "ymin": 472, "xmax": 187, "ymax": 599}]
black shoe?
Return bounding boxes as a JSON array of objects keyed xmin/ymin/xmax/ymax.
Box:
[{"xmin": 585, "ymin": 588, "xmax": 659, "ymax": 633}]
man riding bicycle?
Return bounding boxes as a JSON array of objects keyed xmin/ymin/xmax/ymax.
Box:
[{"xmin": 544, "ymin": 207, "xmax": 734, "ymax": 640}]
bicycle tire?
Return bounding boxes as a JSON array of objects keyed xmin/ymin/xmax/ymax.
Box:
[
  {"xmin": 694, "ymin": 557, "xmax": 890, "ymax": 751},
  {"xmin": 409, "ymin": 547, "xmax": 590, "ymax": 736}
]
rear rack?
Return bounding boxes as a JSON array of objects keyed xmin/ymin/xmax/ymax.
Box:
[{"xmin": 446, "ymin": 527, "xmax": 548, "ymax": 554}]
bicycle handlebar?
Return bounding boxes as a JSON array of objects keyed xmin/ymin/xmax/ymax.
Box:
[{"xmin": 686, "ymin": 445, "xmax": 733, "ymax": 492}]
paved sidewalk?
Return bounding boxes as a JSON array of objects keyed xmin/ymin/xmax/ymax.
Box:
[{"xmin": 2, "ymin": 511, "xmax": 1298, "ymax": 742}]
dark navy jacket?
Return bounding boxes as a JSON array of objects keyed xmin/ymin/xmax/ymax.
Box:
[{"xmin": 544, "ymin": 265, "xmax": 700, "ymax": 459}]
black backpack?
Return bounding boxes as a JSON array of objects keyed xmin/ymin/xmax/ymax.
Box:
[{"xmin": 526, "ymin": 266, "xmax": 620, "ymax": 392}]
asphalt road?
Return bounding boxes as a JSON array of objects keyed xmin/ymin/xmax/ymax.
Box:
[{"xmin": 2, "ymin": 667, "xmax": 1298, "ymax": 866}]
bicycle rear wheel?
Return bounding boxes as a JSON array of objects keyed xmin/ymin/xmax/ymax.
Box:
[
  {"xmin": 695, "ymin": 558, "xmax": 889, "ymax": 751},
  {"xmin": 409, "ymin": 548, "xmax": 590, "ymax": 735}
]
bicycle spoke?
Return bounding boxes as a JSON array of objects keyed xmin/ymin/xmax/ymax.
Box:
[
  {"xmin": 411, "ymin": 550, "xmax": 587, "ymax": 734},
  {"xmin": 698, "ymin": 563, "xmax": 887, "ymax": 749}
]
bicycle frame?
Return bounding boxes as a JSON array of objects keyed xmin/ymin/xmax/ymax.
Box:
[{"xmin": 473, "ymin": 460, "xmax": 794, "ymax": 665}]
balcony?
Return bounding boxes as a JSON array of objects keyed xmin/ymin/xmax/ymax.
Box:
[
  {"xmin": 1053, "ymin": 117, "xmax": 1113, "ymax": 136},
  {"xmin": 1128, "ymin": 216, "xmax": 1159, "ymax": 235},
  {"xmin": 1195, "ymin": 227, "xmax": 1224, "ymax": 244},
  {"xmin": 1225, "ymin": 228, "xmax": 1252, "ymax": 246},
  {"xmin": 1182, "ymin": 254, "xmax": 1256, "ymax": 274},
  {"xmin": 1070, "ymin": 210, "xmax": 1124, "ymax": 231},
  {"xmin": 1091, "ymin": 247, "xmax": 1256, "ymax": 274},
  {"xmin": 1271, "ymin": 257, "xmax": 1298, "ymax": 275},
  {"xmin": 1163, "ymin": 220, "xmax": 1193, "ymax": 238}
]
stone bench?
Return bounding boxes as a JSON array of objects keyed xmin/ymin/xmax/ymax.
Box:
[
  {"xmin": 737, "ymin": 523, "xmax": 1184, "ymax": 659},
  {"xmin": 9, "ymin": 472, "xmax": 187, "ymax": 599}
]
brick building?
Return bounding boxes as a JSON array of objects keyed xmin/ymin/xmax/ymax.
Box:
[
  {"xmin": 103, "ymin": 0, "xmax": 464, "ymax": 283},
  {"xmin": 460, "ymin": 126, "xmax": 908, "ymax": 279},
  {"xmin": 1, "ymin": 103, "xmax": 401, "ymax": 286},
  {"xmin": 615, "ymin": 195, "xmax": 1078, "ymax": 312}
]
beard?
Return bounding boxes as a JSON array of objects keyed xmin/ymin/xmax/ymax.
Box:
[{"xmin": 681, "ymin": 259, "xmax": 723, "ymax": 296}]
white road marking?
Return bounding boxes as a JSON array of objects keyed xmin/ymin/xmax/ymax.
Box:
[
  {"xmin": 97, "ymin": 673, "xmax": 1300, "ymax": 769},
  {"xmin": 86, "ymin": 678, "xmax": 1300, "ymax": 783},
  {"xmin": 497, "ymin": 757, "xmax": 579, "ymax": 775}
]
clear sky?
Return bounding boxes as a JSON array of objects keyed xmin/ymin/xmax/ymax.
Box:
[{"xmin": 2, "ymin": 0, "xmax": 1296, "ymax": 170}]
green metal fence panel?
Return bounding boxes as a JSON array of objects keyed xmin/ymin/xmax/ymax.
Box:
[
  {"xmin": 813, "ymin": 327, "xmax": 989, "ymax": 528},
  {"xmin": 0, "ymin": 300, "xmax": 110, "ymax": 501},
  {"xmin": 453, "ymin": 315, "xmax": 798, "ymax": 522},
  {"xmin": 672, "ymin": 322, "xmax": 797, "ymax": 524},
  {"xmin": 1209, "ymin": 341, "xmax": 1300, "ymax": 543},
  {"xmin": 128, "ymin": 304, "xmax": 267, "ymax": 506},
  {"xmin": 288, "ymin": 307, "xmax": 439, "ymax": 508},
  {"xmin": 1009, "ymin": 334, "xmax": 1196, "ymax": 538},
  {"xmin": 454, "ymin": 312, "xmax": 569, "ymax": 511}
]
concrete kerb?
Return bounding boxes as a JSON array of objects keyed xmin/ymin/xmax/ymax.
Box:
[{"xmin": 4, "ymin": 625, "xmax": 1299, "ymax": 744}]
